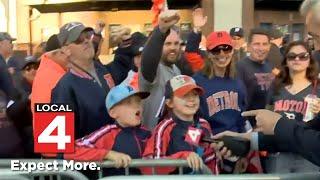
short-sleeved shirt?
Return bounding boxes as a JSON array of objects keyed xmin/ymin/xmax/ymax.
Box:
[
  {"xmin": 139, "ymin": 63, "xmax": 180, "ymax": 130},
  {"xmin": 268, "ymin": 84, "xmax": 320, "ymax": 121}
]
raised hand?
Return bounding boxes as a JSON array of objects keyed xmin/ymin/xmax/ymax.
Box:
[
  {"xmin": 158, "ymin": 10, "xmax": 180, "ymax": 33},
  {"xmin": 110, "ymin": 26, "xmax": 131, "ymax": 45},
  {"xmin": 192, "ymin": 8, "xmax": 207, "ymax": 32}
]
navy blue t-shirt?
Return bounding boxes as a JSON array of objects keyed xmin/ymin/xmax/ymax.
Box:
[
  {"xmin": 51, "ymin": 67, "xmax": 114, "ymax": 139},
  {"xmin": 193, "ymin": 73, "xmax": 247, "ymax": 134}
]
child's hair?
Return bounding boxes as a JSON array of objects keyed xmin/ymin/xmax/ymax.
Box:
[{"xmin": 157, "ymin": 94, "xmax": 202, "ymax": 124}]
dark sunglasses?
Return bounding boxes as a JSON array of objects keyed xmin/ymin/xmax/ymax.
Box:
[
  {"xmin": 24, "ymin": 64, "xmax": 39, "ymax": 71},
  {"xmin": 209, "ymin": 45, "xmax": 233, "ymax": 55},
  {"xmin": 73, "ymin": 31, "xmax": 93, "ymax": 45},
  {"xmin": 286, "ymin": 52, "xmax": 310, "ymax": 61}
]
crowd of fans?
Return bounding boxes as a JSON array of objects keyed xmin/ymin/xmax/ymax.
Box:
[{"xmin": 0, "ymin": 0, "xmax": 319, "ymax": 177}]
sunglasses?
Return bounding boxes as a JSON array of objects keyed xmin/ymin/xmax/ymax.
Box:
[
  {"xmin": 286, "ymin": 52, "xmax": 310, "ymax": 61},
  {"xmin": 209, "ymin": 45, "xmax": 233, "ymax": 55},
  {"xmin": 24, "ymin": 64, "xmax": 39, "ymax": 71},
  {"xmin": 73, "ymin": 31, "xmax": 93, "ymax": 45}
]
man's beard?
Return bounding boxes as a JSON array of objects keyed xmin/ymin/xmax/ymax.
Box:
[{"xmin": 161, "ymin": 52, "xmax": 180, "ymax": 66}]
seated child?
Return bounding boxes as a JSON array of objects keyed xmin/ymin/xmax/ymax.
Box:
[
  {"xmin": 64, "ymin": 84, "xmax": 151, "ymax": 176},
  {"xmin": 143, "ymin": 75, "xmax": 220, "ymax": 174}
]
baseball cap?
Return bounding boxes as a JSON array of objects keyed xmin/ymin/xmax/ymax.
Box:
[
  {"xmin": 57, "ymin": 22, "xmax": 93, "ymax": 46},
  {"xmin": 131, "ymin": 32, "xmax": 147, "ymax": 56},
  {"xmin": 270, "ymin": 28, "xmax": 283, "ymax": 40},
  {"xmin": 106, "ymin": 84, "xmax": 150, "ymax": 111},
  {"xmin": 0, "ymin": 32, "xmax": 16, "ymax": 41},
  {"xmin": 229, "ymin": 27, "xmax": 244, "ymax": 38},
  {"xmin": 165, "ymin": 75, "xmax": 204, "ymax": 99},
  {"xmin": 45, "ymin": 34, "xmax": 61, "ymax": 52},
  {"xmin": 20, "ymin": 56, "xmax": 39, "ymax": 70},
  {"xmin": 206, "ymin": 31, "xmax": 233, "ymax": 51}
]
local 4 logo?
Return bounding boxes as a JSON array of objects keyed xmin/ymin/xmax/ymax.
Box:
[{"xmin": 34, "ymin": 103, "xmax": 74, "ymax": 153}]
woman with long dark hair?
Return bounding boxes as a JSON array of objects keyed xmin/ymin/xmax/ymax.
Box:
[
  {"xmin": 193, "ymin": 31, "xmax": 247, "ymax": 135},
  {"xmin": 266, "ymin": 41, "xmax": 320, "ymax": 173},
  {"xmin": 192, "ymin": 31, "xmax": 252, "ymax": 174}
]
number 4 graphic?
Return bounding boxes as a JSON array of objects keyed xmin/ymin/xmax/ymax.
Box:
[{"xmin": 38, "ymin": 116, "xmax": 71, "ymax": 150}]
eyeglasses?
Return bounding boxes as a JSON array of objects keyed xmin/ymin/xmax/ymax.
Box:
[
  {"xmin": 209, "ymin": 45, "xmax": 233, "ymax": 55},
  {"xmin": 286, "ymin": 52, "xmax": 310, "ymax": 61},
  {"xmin": 73, "ymin": 31, "xmax": 93, "ymax": 45},
  {"xmin": 24, "ymin": 64, "xmax": 39, "ymax": 71}
]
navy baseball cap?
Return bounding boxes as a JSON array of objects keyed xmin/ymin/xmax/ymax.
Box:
[
  {"xmin": 20, "ymin": 56, "xmax": 39, "ymax": 70},
  {"xmin": 229, "ymin": 27, "xmax": 244, "ymax": 38},
  {"xmin": 106, "ymin": 84, "xmax": 150, "ymax": 111},
  {"xmin": 131, "ymin": 32, "xmax": 147, "ymax": 56}
]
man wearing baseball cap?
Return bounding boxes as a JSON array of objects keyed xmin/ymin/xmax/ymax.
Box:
[
  {"xmin": 51, "ymin": 22, "xmax": 115, "ymax": 139},
  {"xmin": 0, "ymin": 32, "xmax": 18, "ymax": 99},
  {"xmin": 229, "ymin": 27, "xmax": 247, "ymax": 63},
  {"xmin": 267, "ymin": 28, "xmax": 284, "ymax": 73},
  {"xmin": 0, "ymin": 32, "xmax": 16, "ymax": 61},
  {"xmin": 7, "ymin": 56, "xmax": 40, "ymax": 157},
  {"xmin": 30, "ymin": 33, "xmax": 67, "ymax": 116},
  {"xmin": 120, "ymin": 32, "xmax": 147, "ymax": 90}
]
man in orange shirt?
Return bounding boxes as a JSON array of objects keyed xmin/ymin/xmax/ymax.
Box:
[{"xmin": 30, "ymin": 34, "xmax": 68, "ymax": 113}]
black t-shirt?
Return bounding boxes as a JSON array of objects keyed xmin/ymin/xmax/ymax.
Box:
[
  {"xmin": 236, "ymin": 57, "xmax": 275, "ymax": 110},
  {"xmin": 268, "ymin": 84, "xmax": 320, "ymax": 121}
]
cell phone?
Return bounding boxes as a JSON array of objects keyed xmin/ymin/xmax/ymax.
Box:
[{"xmin": 201, "ymin": 136, "xmax": 250, "ymax": 157}]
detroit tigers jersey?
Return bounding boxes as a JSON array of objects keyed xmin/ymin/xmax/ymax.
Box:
[{"xmin": 268, "ymin": 84, "xmax": 320, "ymax": 121}]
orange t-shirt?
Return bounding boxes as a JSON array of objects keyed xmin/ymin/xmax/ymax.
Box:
[
  {"xmin": 30, "ymin": 52, "xmax": 67, "ymax": 158},
  {"xmin": 31, "ymin": 52, "xmax": 67, "ymax": 114}
]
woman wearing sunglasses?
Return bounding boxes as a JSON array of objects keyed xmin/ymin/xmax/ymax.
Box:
[
  {"xmin": 193, "ymin": 31, "xmax": 247, "ymax": 136},
  {"xmin": 265, "ymin": 41, "xmax": 320, "ymax": 173},
  {"xmin": 192, "ymin": 31, "xmax": 248, "ymax": 173}
]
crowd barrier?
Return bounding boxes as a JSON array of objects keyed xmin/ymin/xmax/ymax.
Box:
[
  {"xmin": 0, "ymin": 168, "xmax": 88, "ymax": 180},
  {"xmin": 0, "ymin": 159, "xmax": 319, "ymax": 180}
]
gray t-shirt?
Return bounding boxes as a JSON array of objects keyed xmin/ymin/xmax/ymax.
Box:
[{"xmin": 139, "ymin": 63, "xmax": 180, "ymax": 130}]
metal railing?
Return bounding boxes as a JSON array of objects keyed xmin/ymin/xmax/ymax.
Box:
[
  {"xmin": 0, "ymin": 159, "xmax": 212, "ymax": 179},
  {"xmin": 0, "ymin": 168, "xmax": 88, "ymax": 180},
  {"xmin": 100, "ymin": 173, "xmax": 320, "ymax": 180},
  {"xmin": 0, "ymin": 159, "xmax": 319, "ymax": 180},
  {"xmin": 96, "ymin": 159, "xmax": 212, "ymax": 178}
]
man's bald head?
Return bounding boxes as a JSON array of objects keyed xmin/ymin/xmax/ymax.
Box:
[
  {"xmin": 300, "ymin": 0, "xmax": 320, "ymax": 50},
  {"xmin": 300, "ymin": 0, "xmax": 320, "ymax": 16}
]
